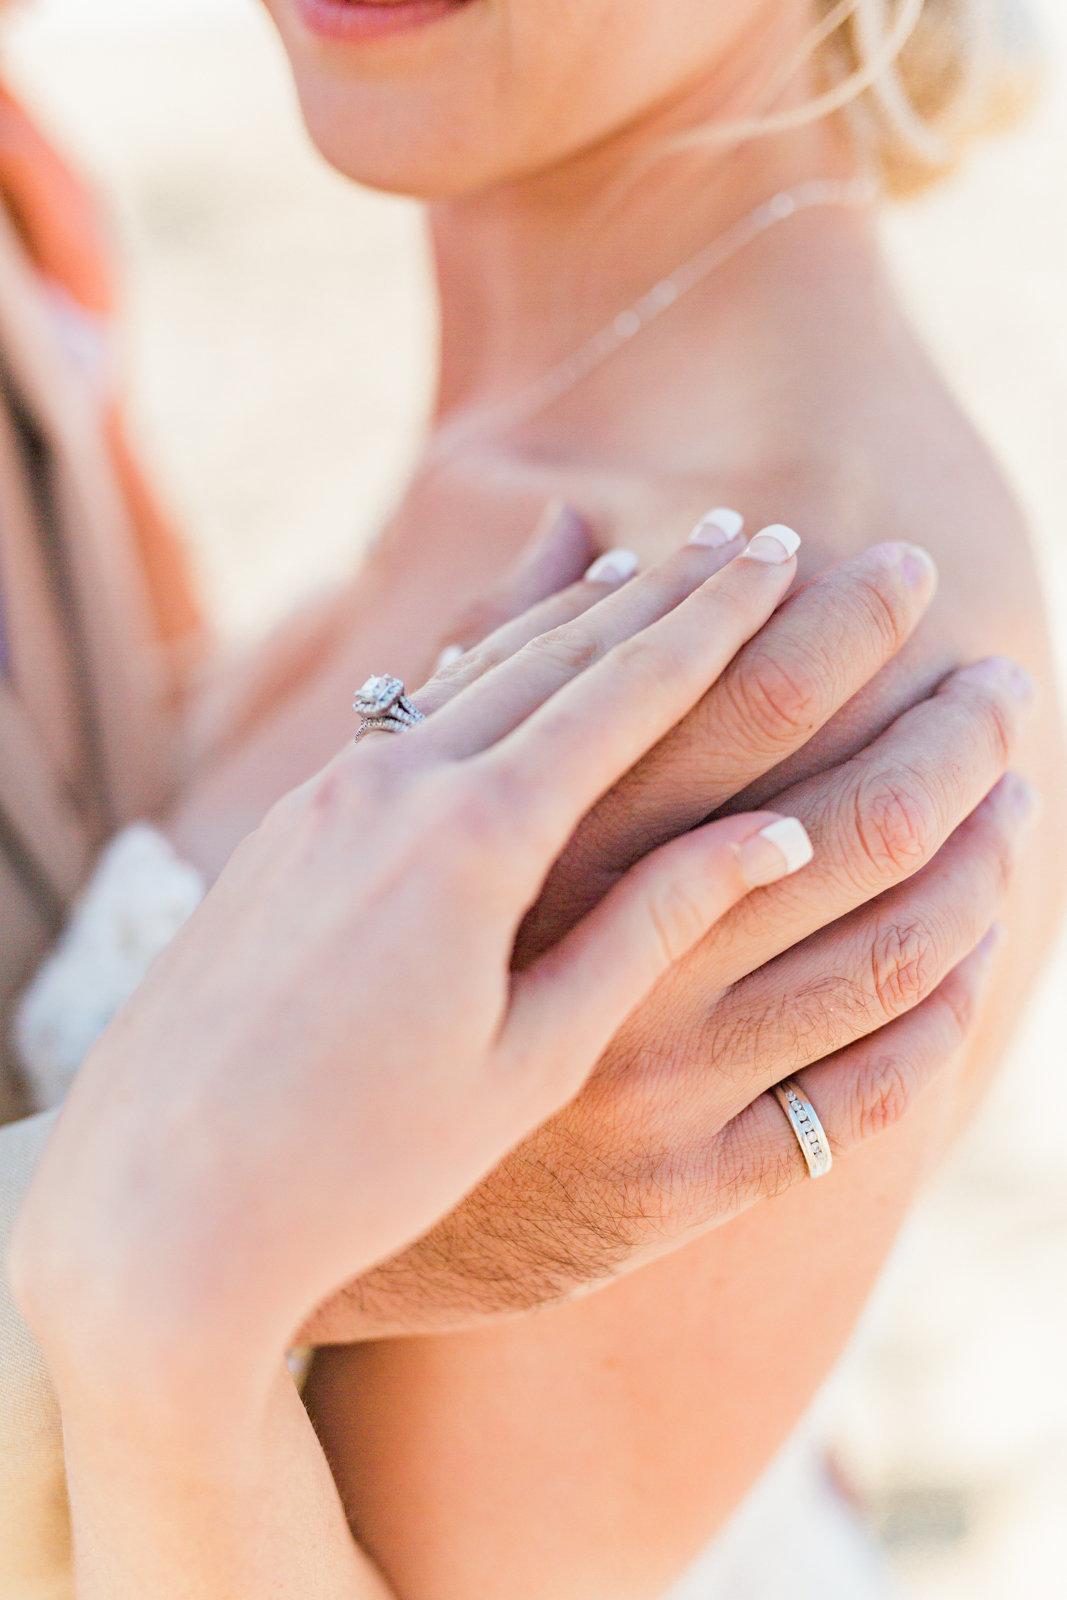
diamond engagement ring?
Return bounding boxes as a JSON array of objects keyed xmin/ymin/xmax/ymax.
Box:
[
  {"xmin": 772, "ymin": 1079, "xmax": 833, "ymax": 1179},
  {"xmin": 353, "ymin": 675, "xmax": 426, "ymax": 742}
]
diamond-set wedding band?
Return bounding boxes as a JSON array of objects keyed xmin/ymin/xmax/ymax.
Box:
[
  {"xmin": 353, "ymin": 675, "xmax": 426, "ymax": 742},
  {"xmin": 772, "ymin": 1079, "xmax": 833, "ymax": 1179}
]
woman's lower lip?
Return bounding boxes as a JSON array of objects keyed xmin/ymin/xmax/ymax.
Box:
[{"xmin": 291, "ymin": 0, "xmax": 467, "ymax": 43}]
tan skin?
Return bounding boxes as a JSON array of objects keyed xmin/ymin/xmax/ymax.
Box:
[{"xmin": 143, "ymin": 0, "xmax": 1067, "ymax": 1595}]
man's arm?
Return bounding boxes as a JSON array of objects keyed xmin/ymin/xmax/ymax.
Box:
[{"xmin": 303, "ymin": 506, "xmax": 1066, "ymax": 1599}]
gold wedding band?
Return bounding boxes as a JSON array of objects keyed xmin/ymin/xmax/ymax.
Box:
[{"xmin": 773, "ymin": 1079, "xmax": 833, "ymax": 1179}]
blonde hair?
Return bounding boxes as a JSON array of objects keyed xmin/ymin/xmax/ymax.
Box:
[
  {"xmin": 818, "ymin": 0, "xmax": 1041, "ymax": 194},
  {"xmin": 662, "ymin": 0, "xmax": 1039, "ymax": 198}
]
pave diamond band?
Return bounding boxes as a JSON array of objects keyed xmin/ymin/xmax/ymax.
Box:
[
  {"xmin": 353, "ymin": 675, "xmax": 426, "ymax": 742},
  {"xmin": 772, "ymin": 1079, "xmax": 833, "ymax": 1180}
]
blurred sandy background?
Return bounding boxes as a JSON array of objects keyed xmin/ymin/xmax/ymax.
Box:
[{"xmin": 5, "ymin": 1, "xmax": 1066, "ymax": 1594}]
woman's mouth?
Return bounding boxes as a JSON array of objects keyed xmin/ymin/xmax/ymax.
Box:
[{"xmin": 291, "ymin": 0, "xmax": 472, "ymax": 44}]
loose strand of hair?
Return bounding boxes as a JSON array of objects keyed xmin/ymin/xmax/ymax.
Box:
[
  {"xmin": 853, "ymin": 0, "xmax": 951, "ymax": 165},
  {"xmin": 665, "ymin": 0, "xmax": 928, "ymax": 153}
]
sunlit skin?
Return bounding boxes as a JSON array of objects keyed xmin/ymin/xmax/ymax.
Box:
[{"xmin": 140, "ymin": 0, "xmax": 1067, "ymax": 1594}]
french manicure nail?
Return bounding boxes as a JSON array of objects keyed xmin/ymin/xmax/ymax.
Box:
[
  {"xmin": 742, "ymin": 524, "xmax": 802, "ymax": 565},
  {"xmin": 584, "ymin": 548, "xmax": 639, "ymax": 585},
  {"xmin": 735, "ymin": 816, "xmax": 814, "ymax": 889},
  {"xmin": 688, "ymin": 507, "xmax": 744, "ymax": 548},
  {"xmin": 435, "ymin": 643, "xmax": 464, "ymax": 672}
]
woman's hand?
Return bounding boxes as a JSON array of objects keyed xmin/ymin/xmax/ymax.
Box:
[
  {"xmin": 302, "ymin": 540, "xmax": 1034, "ymax": 1337},
  {"xmin": 11, "ymin": 523, "xmax": 816, "ymax": 1408},
  {"xmin": 167, "ymin": 501, "xmax": 598, "ymax": 882}
]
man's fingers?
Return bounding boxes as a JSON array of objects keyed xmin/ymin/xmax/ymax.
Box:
[
  {"xmin": 687, "ymin": 655, "xmax": 1033, "ymax": 989},
  {"xmin": 466, "ymin": 531, "xmax": 799, "ymax": 857},
  {"xmin": 516, "ymin": 541, "xmax": 939, "ymax": 959},
  {"xmin": 503, "ymin": 811, "xmax": 813, "ymax": 1097},
  {"xmin": 704, "ymin": 772, "xmax": 1031, "ymax": 1101},
  {"xmin": 550, "ymin": 541, "xmax": 938, "ymax": 874},
  {"xmin": 714, "ymin": 929, "xmax": 999, "ymax": 1206}
]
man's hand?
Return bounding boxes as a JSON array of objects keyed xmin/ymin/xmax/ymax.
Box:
[{"xmin": 302, "ymin": 542, "xmax": 1032, "ymax": 1339}]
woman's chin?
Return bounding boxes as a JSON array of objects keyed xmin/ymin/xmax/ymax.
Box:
[
  {"xmin": 268, "ymin": 0, "xmax": 510, "ymax": 198},
  {"xmin": 297, "ymin": 105, "xmax": 489, "ymax": 198},
  {"xmin": 289, "ymin": 73, "xmax": 518, "ymax": 200}
]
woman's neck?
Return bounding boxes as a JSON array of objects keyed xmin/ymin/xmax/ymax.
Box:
[{"xmin": 428, "ymin": 20, "xmax": 861, "ymax": 426}]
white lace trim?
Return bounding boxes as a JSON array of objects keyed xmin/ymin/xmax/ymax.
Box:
[{"xmin": 14, "ymin": 824, "xmax": 205, "ymax": 1112}]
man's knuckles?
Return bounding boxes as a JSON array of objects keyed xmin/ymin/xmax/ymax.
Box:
[
  {"xmin": 838, "ymin": 551, "xmax": 927, "ymax": 657},
  {"xmin": 708, "ymin": 547, "xmax": 925, "ymax": 755},
  {"xmin": 845, "ymin": 766, "xmax": 943, "ymax": 888},
  {"xmin": 790, "ymin": 661, "xmax": 1024, "ymax": 896},
  {"xmin": 918, "ymin": 961, "xmax": 986, "ymax": 1056},
  {"xmin": 703, "ymin": 890, "xmax": 984, "ymax": 1088},
  {"xmin": 715, "ymin": 1021, "xmax": 939, "ymax": 1210},
  {"xmin": 844, "ymin": 1050, "xmax": 920, "ymax": 1143},
  {"xmin": 718, "ymin": 643, "xmax": 827, "ymax": 757},
  {"xmin": 938, "ymin": 659, "xmax": 1030, "ymax": 771},
  {"xmin": 821, "ymin": 963, "xmax": 987, "ymax": 1156},
  {"xmin": 869, "ymin": 913, "xmax": 944, "ymax": 1021},
  {"xmin": 953, "ymin": 773, "xmax": 1029, "ymax": 896}
]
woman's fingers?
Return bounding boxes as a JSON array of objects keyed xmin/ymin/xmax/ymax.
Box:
[
  {"xmin": 433, "ymin": 501, "xmax": 595, "ymax": 664},
  {"xmin": 704, "ymin": 771, "xmax": 1031, "ymax": 1108},
  {"xmin": 415, "ymin": 545, "xmax": 641, "ymax": 717},
  {"xmin": 503, "ymin": 809, "xmax": 813, "ymax": 1093},
  {"xmin": 715, "ymin": 929, "xmax": 1000, "ymax": 1205},
  {"xmin": 537, "ymin": 540, "xmax": 939, "ymax": 888},
  {"xmin": 423, "ymin": 510, "xmax": 747, "ymax": 711},
  {"xmin": 415, "ymin": 510, "xmax": 751, "ymax": 759},
  {"xmin": 469, "ymin": 528, "xmax": 800, "ymax": 852}
]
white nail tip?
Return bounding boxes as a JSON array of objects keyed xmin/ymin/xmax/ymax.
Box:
[
  {"xmin": 435, "ymin": 643, "xmax": 464, "ymax": 672},
  {"xmin": 765, "ymin": 524, "xmax": 801, "ymax": 557},
  {"xmin": 689, "ymin": 507, "xmax": 744, "ymax": 547},
  {"xmin": 585, "ymin": 548, "xmax": 639, "ymax": 584},
  {"xmin": 745, "ymin": 524, "xmax": 802, "ymax": 563},
  {"xmin": 758, "ymin": 817, "xmax": 814, "ymax": 876}
]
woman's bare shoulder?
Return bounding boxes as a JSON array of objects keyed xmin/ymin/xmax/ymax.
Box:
[{"xmin": 763, "ymin": 353, "xmax": 1044, "ymax": 658}]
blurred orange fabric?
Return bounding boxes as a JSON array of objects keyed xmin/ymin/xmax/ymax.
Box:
[{"xmin": 0, "ymin": 76, "xmax": 203, "ymax": 662}]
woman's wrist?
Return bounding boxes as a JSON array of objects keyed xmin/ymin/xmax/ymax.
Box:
[
  {"xmin": 12, "ymin": 1181, "xmax": 287, "ymax": 1434},
  {"xmin": 55, "ymin": 1359, "xmax": 395, "ymax": 1600},
  {"xmin": 41, "ymin": 1314, "xmax": 288, "ymax": 1467}
]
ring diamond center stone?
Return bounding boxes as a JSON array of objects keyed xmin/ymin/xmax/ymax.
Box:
[{"xmin": 354, "ymin": 675, "xmax": 405, "ymax": 717}]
